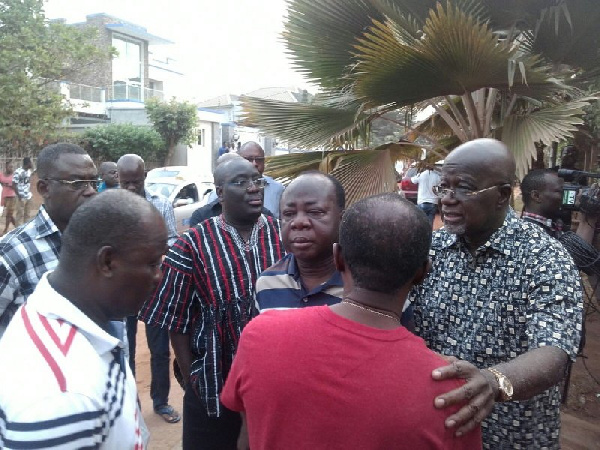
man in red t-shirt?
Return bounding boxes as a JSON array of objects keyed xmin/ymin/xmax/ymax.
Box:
[{"xmin": 222, "ymin": 193, "xmax": 481, "ymax": 450}]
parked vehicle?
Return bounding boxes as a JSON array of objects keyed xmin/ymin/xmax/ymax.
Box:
[
  {"xmin": 400, "ymin": 167, "xmax": 418, "ymax": 204},
  {"xmin": 145, "ymin": 167, "xmax": 214, "ymax": 233}
]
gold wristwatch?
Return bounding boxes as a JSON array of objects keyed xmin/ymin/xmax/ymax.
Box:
[{"xmin": 487, "ymin": 367, "xmax": 514, "ymax": 402}]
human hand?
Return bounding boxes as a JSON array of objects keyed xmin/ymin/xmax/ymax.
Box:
[{"xmin": 432, "ymin": 359, "xmax": 497, "ymax": 437}]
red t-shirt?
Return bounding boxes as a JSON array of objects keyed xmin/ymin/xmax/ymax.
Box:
[
  {"xmin": 0, "ymin": 172, "xmax": 16, "ymax": 202},
  {"xmin": 222, "ymin": 306, "xmax": 481, "ymax": 450}
]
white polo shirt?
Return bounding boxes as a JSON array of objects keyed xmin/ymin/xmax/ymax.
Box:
[
  {"xmin": 0, "ymin": 274, "xmax": 147, "ymax": 449},
  {"xmin": 411, "ymin": 170, "xmax": 441, "ymax": 205}
]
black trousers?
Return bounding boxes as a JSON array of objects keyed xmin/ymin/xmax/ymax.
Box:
[
  {"xmin": 183, "ymin": 384, "xmax": 241, "ymax": 450},
  {"xmin": 126, "ymin": 315, "xmax": 171, "ymax": 410}
]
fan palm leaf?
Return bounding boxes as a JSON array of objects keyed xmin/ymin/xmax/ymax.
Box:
[{"xmin": 501, "ymin": 97, "xmax": 595, "ymax": 178}]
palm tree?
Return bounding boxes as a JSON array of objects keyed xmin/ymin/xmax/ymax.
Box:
[{"xmin": 245, "ymin": 0, "xmax": 599, "ymax": 196}]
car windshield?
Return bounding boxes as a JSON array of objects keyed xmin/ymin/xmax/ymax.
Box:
[
  {"xmin": 146, "ymin": 182, "xmax": 176, "ymax": 198},
  {"xmin": 147, "ymin": 169, "xmax": 183, "ymax": 179}
]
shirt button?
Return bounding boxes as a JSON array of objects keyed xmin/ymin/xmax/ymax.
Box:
[{"xmin": 302, "ymin": 297, "xmax": 308, "ymax": 303}]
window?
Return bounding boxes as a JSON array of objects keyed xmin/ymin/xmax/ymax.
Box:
[{"xmin": 197, "ymin": 129, "xmax": 206, "ymax": 147}]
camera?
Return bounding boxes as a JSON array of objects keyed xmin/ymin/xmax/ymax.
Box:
[{"xmin": 558, "ymin": 169, "xmax": 600, "ymax": 215}]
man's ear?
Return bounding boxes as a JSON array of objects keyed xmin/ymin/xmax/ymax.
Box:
[
  {"xmin": 37, "ymin": 179, "xmax": 50, "ymax": 199},
  {"xmin": 497, "ymin": 183, "xmax": 513, "ymax": 209},
  {"xmin": 216, "ymin": 186, "xmax": 223, "ymax": 204},
  {"xmin": 530, "ymin": 189, "xmax": 541, "ymax": 203},
  {"xmin": 333, "ymin": 243, "xmax": 346, "ymax": 273},
  {"xmin": 97, "ymin": 245, "xmax": 116, "ymax": 277},
  {"xmin": 411, "ymin": 258, "xmax": 432, "ymax": 286}
]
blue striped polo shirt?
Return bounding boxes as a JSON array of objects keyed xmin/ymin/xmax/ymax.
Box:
[{"xmin": 255, "ymin": 254, "xmax": 344, "ymax": 312}]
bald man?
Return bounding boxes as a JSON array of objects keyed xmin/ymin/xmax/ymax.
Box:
[
  {"xmin": 0, "ymin": 190, "xmax": 167, "ymax": 448},
  {"xmin": 408, "ymin": 139, "xmax": 582, "ymax": 449},
  {"xmin": 97, "ymin": 161, "xmax": 119, "ymax": 192},
  {"xmin": 117, "ymin": 154, "xmax": 180, "ymax": 424}
]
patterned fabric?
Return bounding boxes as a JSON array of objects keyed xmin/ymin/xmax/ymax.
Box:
[
  {"xmin": 0, "ymin": 206, "xmax": 61, "ymax": 338},
  {"xmin": 255, "ymin": 253, "xmax": 343, "ymax": 312},
  {"xmin": 408, "ymin": 210, "xmax": 583, "ymax": 449},
  {"xmin": 145, "ymin": 190, "xmax": 178, "ymax": 247},
  {"xmin": 521, "ymin": 211, "xmax": 563, "ymax": 232},
  {"xmin": 0, "ymin": 274, "xmax": 146, "ymax": 449},
  {"xmin": 12, "ymin": 168, "xmax": 32, "ymax": 200},
  {"xmin": 139, "ymin": 214, "xmax": 284, "ymax": 417}
]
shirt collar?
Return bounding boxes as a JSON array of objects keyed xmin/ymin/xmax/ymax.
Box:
[
  {"xmin": 438, "ymin": 209, "xmax": 519, "ymax": 254},
  {"xmin": 521, "ymin": 211, "xmax": 562, "ymax": 231},
  {"xmin": 262, "ymin": 175, "xmax": 273, "ymax": 185},
  {"xmin": 28, "ymin": 273, "xmax": 122, "ymax": 355},
  {"xmin": 34, "ymin": 205, "xmax": 61, "ymax": 240},
  {"xmin": 286, "ymin": 254, "xmax": 343, "ymax": 289}
]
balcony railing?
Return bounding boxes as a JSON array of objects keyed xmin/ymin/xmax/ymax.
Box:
[{"xmin": 108, "ymin": 82, "xmax": 164, "ymax": 102}]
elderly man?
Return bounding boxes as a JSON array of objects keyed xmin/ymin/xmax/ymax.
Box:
[
  {"xmin": 97, "ymin": 161, "xmax": 119, "ymax": 192},
  {"xmin": 0, "ymin": 143, "xmax": 97, "ymax": 338},
  {"xmin": 222, "ymin": 194, "xmax": 481, "ymax": 449},
  {"xmin": 409, "ymin": 139, "xmax": 582, "ymax": 449},
  {"xmin": 117, "ymin": 153, "xmax": 180, "ymax": 424},
  {"xmin": 139, "ymin": 157, "xmax": 284, "ymax": 449},
  {"xmin": 204, "ymin": 141, "xmax": 284, "ymax": 217},
  {"xmin": 0, "ymin": 190, "xmax": 166, "ymax": 448}
]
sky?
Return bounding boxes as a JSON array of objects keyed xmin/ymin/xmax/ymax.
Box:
[{"xmin": 43, "ymin": 0, "xmax": 312, "ymax": 101}]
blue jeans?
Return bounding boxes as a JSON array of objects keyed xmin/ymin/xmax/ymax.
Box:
[
  {"xmin": 126, "ymin": 316, "xmax": 171, "ymax": 410},
  {"xmin": 418, "ymin": 202, "xmax": 437, "ymax": 226}
]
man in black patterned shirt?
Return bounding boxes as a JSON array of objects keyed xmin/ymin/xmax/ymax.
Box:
[{"xmin": 409, "ymin": 139, "xmax": 583, "ymax": 449}]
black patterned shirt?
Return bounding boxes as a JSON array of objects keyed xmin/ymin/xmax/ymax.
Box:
[
  {"xmin": 409, "ymin": 210, "xmax": 583, "ymax": 449},
  {"xmin": 139, "ymin": 214, "xmax": 284, "ymax": 417}
]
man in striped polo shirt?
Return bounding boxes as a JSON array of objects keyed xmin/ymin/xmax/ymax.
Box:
[
  {"xmin": 0, "ymin": 190, "xmax": 167, "ymax": 449},
  {"xmin": 255, "ymin": 172, "xmax": 345, "ymax": 312},
  {"xmin": 139, "ymin": 157, "xmax": 284, "ymax": 449}
]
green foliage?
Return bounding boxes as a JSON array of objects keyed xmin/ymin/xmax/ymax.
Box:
[
  {"xmin": 145, "ymin": 98, "xmax": 199, "ymax": 164},
  {"xmin": 0, "ymin": 0, "xmax": 113, "ymax": 155},
  {"xmin": 82, "ymin": 124, "xmax": 165, "ymax": 162}
]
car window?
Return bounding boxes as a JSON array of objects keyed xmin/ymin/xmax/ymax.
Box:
[
  {"xmin": 146, "ymin": 182, "xmax": 176, "ymax": 198},
  {"xmin": 175, "ymin": 183, "xmax": 199, "ymax": 202}
]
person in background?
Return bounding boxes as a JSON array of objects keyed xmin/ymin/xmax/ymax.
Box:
[
  {"xmin": 411, "ymin": 164, "xmax": 441, "ymax": 226},
  {"xmin": 222, "ymin": 193, "xmax": 482, "ymax": 450},
  {"xmin": 117, "ymin": 153, "xmax": 180, "ymax": 424},
  {"xmin": 409, "ymin": 139, "xmax": 582, "ymax": 448},
  {"xmin": 97, "ymin": 161, "xmax": 119, "ymax": 193},
  {"xmin": 139, "ymin": 157, "xmax": 284, "ymax": 449},
  {"xmin": 0, "ymin": 162, "xmax": 17, "ymax": 234},
  {"xmin": 12, "ymin": 157, "xmax": 33, "ymax": 226},
  {"xmin": 218, "ymin": 141, "xmax": 229, "ymax": 157},
  {"xmin": 0, "ymin": 190, "xmax": 166, "ymax": 449},
  {"xmin": 0, "ymin": 144, "xmax": 97, "ymax": 338}
]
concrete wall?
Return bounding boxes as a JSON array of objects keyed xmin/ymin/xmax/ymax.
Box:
[{"xmin": 107, "ymin": 106, "xmax": 150, "ymax": 125}]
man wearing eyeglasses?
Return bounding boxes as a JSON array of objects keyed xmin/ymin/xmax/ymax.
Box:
[
  {"xmin": 408, "ymin": 139, "xmax": 582, "ymax": 449},
  {"xmin": 0, "ymin": 143, "xmax": 98, "ymax": 338},
  {"xmin": 139, "ymin": 157, "xmax": 284, "ymax": 449}
]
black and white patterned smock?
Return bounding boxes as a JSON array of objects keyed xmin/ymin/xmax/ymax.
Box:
[{"xmin": 409, "ymin": 210, "xmax": 583, "ymax": 449}]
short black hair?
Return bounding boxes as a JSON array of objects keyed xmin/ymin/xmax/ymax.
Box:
[
  {"xmin": 297, "ymin": 171, "xmax": 346, "ymax": 209},
  {"xmin": 23, "ymin": 157, "xmax": 32, "ymax": 166},
  {"xmin": 521, "ymin": 169, "xmax": 556, "ymax": 207},
  {"xmin": 37, "ymin": 143, "xmax": 88, "ymax": 179},
  {"xmin": 61, "ymin": 190, "xmax": 160, "ymax": 265},
  {"xmin": 340, "ymin": 193, "xmax": 431, "ymax": 293}
]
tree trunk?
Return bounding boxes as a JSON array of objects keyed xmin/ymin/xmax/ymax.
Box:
[{"xmin": 164, "ymin": 141, "xmax": 176, "ymax": 166}]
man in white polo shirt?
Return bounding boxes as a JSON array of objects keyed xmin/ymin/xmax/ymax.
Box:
[{"xmin": 0, "ymin": 190, "xmax": 167, "ymax": 449}]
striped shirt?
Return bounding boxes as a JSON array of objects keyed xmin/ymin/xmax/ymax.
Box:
[
  {"xmin": 255, "ymin": 253, "xmax": 343, "ymax": 312},
  {"xmin": 0, "ymin": 206, "xmax": 61, "ymax": 338},
  {"xmin": 0, "ymin": 274, "xmax": 146, "ymax": 449},
  {"xmin": 139, "ymin": 214, "xmax": 284, "ymax": 417}
]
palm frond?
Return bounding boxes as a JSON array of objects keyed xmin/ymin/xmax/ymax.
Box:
[
  {"xmin": 353, "ymin": 2, "xmax": 559, "ymax": 108},
  {"xmin": 501, "ymin": 97, "xmax": 596, "ymax": 178},
  {"xmin": 265, "ymin": 148, "xmax": 399, "ymax": 206}
]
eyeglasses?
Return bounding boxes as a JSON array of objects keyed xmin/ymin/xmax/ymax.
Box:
[
  {"xmin": 229, "ymin": 178, "xmax": 267, "ymax": 190},
  {"xmin": 432, "ymin": 184, "xmax": 506, "ymax": 200},
  {"xmin": 243, "ymin": 156, "xmax": 265, "ymax": 163},
  {"xmin": 45, "ymin": 178, "xmax": 98, "ymax": 191}
]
